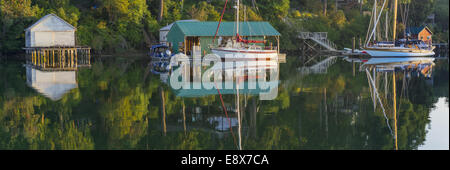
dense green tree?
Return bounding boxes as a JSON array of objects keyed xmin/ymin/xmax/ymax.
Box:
[
  {"xmin": 0, "ymin": 0, "xmax": 40, "ymax": 56},
  {"xmin": 0, "ymin": 0, "xmax": 447, "ymax": 55},
  {"xmin": 257, "ymin": 0, "xmax": 290, "ymax": 21}
]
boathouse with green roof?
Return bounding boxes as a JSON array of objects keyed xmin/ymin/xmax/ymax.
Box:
[{"xmin": 166, "ymin": 21, "xmax": 281, "ymax": 55}]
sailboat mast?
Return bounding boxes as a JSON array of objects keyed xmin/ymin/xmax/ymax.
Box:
[
  {"xmin": 366, "ymin": 0, "xmax": 387, "ymax": 47},
  {"xmin": 386, "ymin": 11, "xmax": 389, "ymax": 41},
  {"xmin": 236, "ymin": 0, "xmax": 240, "ymax": 35},
  {"xmin": 393, "ymin": 0, "xmax": 398, "ymax": 41},
  {"xmin": 374, "ymin": 0, "xmax": 377, "ymax": 41}
]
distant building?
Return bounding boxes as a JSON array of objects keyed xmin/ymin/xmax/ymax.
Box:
[
  {"xmin": 159, "ymin": 19, "xmax": 198, "ymax": 45},
  {"xmin": 405, "ymin": 26, "xmax": 433, "ymax": 44},
  {"xmin": 25, "ymin": 14, "xmax": 76, "ymax": 47},
  {"xmin": 166, "ymin": 21, "xmax": 280, "ymax": 55}
]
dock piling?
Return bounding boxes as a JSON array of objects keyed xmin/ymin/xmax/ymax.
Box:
[{"xmin": 23, "ymin": 46, "xmax": 91, "ymax": 71}]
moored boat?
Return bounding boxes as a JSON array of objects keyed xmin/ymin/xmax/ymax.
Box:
[
  {"xmin": 362, "ymin": 46, "xmax": 435, "ymax": 57},
  {"xmin": 362, "ymin": 0, "xmax": 435, "ymax": 57},
  {"xmin": 210, "ymin": 0, "xmax": 279, "ymax": 61},
  {"xmin": 149, "ymin": 44, "xmax": 172, "ymax": 59}
]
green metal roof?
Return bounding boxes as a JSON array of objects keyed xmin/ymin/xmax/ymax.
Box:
[{"xmin": 168, "ymin": 21, "xmax": 280, "ymax": 38}]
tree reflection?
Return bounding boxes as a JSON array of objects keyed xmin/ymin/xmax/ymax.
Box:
[{"xmin": 0, "ymin": 57, "xmax": 447, "ymax": 150}]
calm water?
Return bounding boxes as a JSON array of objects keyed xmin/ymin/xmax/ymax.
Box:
[{"xmin": 0, "ymin": 56, "xmax": 448, "ymax": 150}]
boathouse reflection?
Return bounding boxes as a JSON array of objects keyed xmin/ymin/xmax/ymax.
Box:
[
  {"xmin": 25, "ymin": 50, "xmax": 91, "ymax": 101},
  {"xmin": 26, "ymin": 65, "xmax": 77, "ymax": 101}
]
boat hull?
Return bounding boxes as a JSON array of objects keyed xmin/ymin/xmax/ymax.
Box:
[
  {"xmin": 211, "ymin": 48, "xmax": 278, "ymax": 61},
  {"xmin": 363, "ymin": 48, "xmax": 435, "ymax": 57}
]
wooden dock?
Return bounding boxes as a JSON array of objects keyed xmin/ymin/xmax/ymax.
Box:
[
  {"xmin": 23, "ymin": 46, "xmax": 91, "ymax": 71},
  {"xmin": 433, "ymin": 43, "xmax": 449, "ymax": 58}
]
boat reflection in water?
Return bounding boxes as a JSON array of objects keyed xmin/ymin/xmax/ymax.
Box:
[
  {"xmin": 359, "ymin": 56, "xmax": 435, "ymax": 150},
  {"xmin": 362, "ymin": 57, "xmax": 435, "ymax": 78},
  {"xmin": 161, "ymin": 59, "xmax": 280, "ymax": 150},
  {"xmin": 169, "ymin": 60, "xmax": 280, "ymax": 99},
  {"xmin": 149, "ymin": 60, "xmax": 171, "ymax": 83}
]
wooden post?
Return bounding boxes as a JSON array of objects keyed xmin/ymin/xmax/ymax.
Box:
[
  {"xmin": 352, "ymin": 37, "xmax": 355, "ymax": 53},
  {"xmin": 62, "ymin": 48, "xmax": 65, "ymax": 67},
  {"xmin": 352, "ymin": 60, "xmax": 355, "ymax": 77},
  {"xmin": 36, "ymin": 50, "xmax": 39, "ymax": 67},
  {"xmin": 184, "ymin": 37, "xmax": 187, "ymax": 55},
  {"xmin": 52, "ymin": 49, "xmax": 55, "ymax": 67},
  {"xmin": 373, "ymin": 68, "xmax": 377, "ymax": 111},
  {"xmin": 38, "ymin": 49, "xmax": 41, "ymax": 67},
  {"xmin": 88, "ymin": 49, "xmax": 91, "ymax": 65},
  {"xmin": 69, "ymin": 49, "xmax": 72, "ymax": 68},
  {"xmin": 43, "ymin": 50, "xmax": 46, "ymax": 68},
  {"xmin": 160, "ymin": 87, "xmax": 166, "ymax": 136},
  {"xmin": 44, "ymin": 50, "xmax": 47, "ymax": 68},
  {"xmin": 72, "ymin": 49, "xmax": 75, "ymax": 68},
  {"xmin": 75, "ymin": 48, "xmax": 78, "ymax": 68},
  {"xmin": 45, "ymin": 50, "xmax": 48, "ymax": 68},
  {"xmin": 277, "ymin": 36, "xmax": 280, "ymax": 53},
  {"xmin": 182, "ymin": 100, "xmax": 186, "ymax": 135},
  {"xmin": 70, "ymin": 49, "xmax": 72, "ymax": 68},
  {"xmin": 32, "ymin": 50, "xmax": 35, "ymax": 65},
  {"xmin": 59, "ymin": 49, "xmax": 62, "ymax": 67},
  {"xmin": 40, "ymin": 49, "xmax": 42, "ymax": 67},
  {"xmin": 359, "ymin": 37, "xmax": 362, "ymax": 49},
  {"xmin": 45, "ymin": 49, "xmax": 50, "ymax": 67}
]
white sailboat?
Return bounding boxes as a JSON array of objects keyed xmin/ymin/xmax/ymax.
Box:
[
  {"xmin": 211, "ymin": 0, "xmax": 278, "ymax": 60},
  {"xmin": 362, "ymin": 0, "xmax": 435, "ymax": 57}
]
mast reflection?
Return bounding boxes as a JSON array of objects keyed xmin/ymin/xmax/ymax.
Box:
[{"xmin": 361, "ymin": 57, "xmax": 435, "ymax": 150}]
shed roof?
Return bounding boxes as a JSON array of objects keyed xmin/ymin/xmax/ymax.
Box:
[
  {"xmin": 25, "ymin": 13, "xmax": 76, "ymax": 32},
  {"xmin": 159, "ymin": 19, "xmax": 199, "ymax": 31},
  {"xmin": 168, "ymin": 21, "xmax": 280, "ymax": 39},
  {"xmin": 405, "ymin": 26, "xmax": 432, "ymax": 35}
]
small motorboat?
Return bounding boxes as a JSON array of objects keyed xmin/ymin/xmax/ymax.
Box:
[{"xmin": 149, "ymin": 44, "xmax": 172, "ymax": 59}]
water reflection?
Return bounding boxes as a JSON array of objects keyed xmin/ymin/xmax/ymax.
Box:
[
  {"xmin": 26, "ymin": 65, "xmax": 78, "ymax": 101},
  {"xmin": 0, "ymin": 54, "xmax": 447, "ymax": 150},
  {"xmin": 358, "ymin": 57, "xmax": 436, "ymax": 150},
  {"xmin": 157, "ymin": 59, "xmax": 281, "ymax": 150},
  {"xmin": 165, "ymin": 60, "xmax": 280, "ymax": 99}
]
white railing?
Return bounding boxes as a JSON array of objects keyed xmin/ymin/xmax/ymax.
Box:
[
  {"xmin": 299, "ymin": 32, "xmax": 338, "ymax": 51},
  {"xmin": 298, "ymin": 56, "xmax": 338, "ymax": 75}
]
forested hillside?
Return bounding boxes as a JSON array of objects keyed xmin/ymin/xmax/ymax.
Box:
[{"xmin": 0, "ymin": 0, "xmax": 448, "ymax": 56}]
